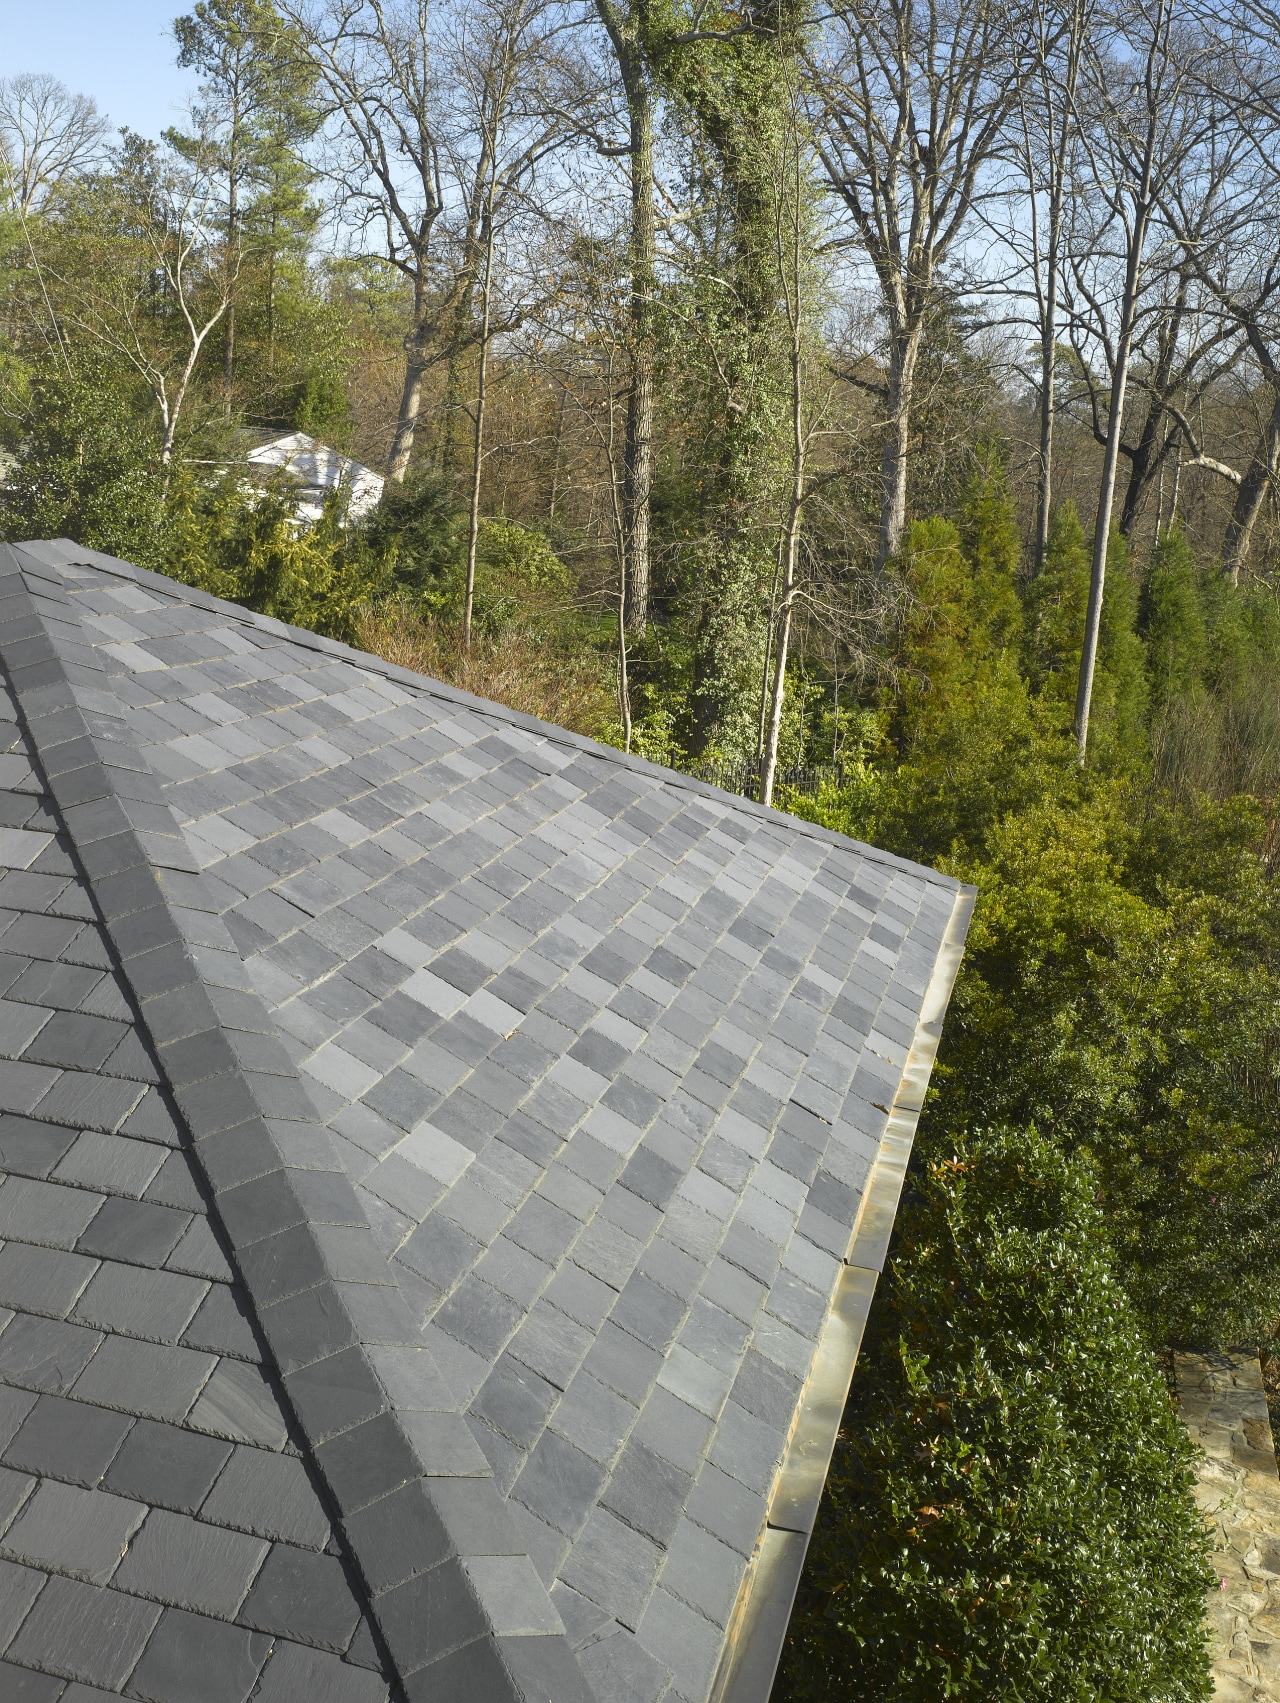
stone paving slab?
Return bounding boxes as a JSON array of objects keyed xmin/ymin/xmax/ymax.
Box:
[{"xmin": 1178, "ymin": 1351, "xmax": 1280, "ymax": 1702}]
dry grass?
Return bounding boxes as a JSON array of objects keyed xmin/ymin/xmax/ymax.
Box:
[{"xmin": 356, "ymin": 601, "xmax": 619, "ymax": 742}]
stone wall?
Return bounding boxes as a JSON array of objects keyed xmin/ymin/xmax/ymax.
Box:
[{"xmin": 1177, "ymin": 1352, "xmax": 1280, "ymax": 1701}]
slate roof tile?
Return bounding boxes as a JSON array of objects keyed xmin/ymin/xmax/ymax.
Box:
[
  {"xmin": 253, "ymin": 1640, "xmax": 390, "ymax": 1702},
  {"xmin": 0, "ymin": 540, "xmax": 973, "ymax": 1703},
  {"xmin": 0, "ymin": 1478, "xmax": 146, "ymax": 1583},
  {"xmin": 199, "ymin": 1445, "xmax": 330, "ymax": 1548},
  {"xmin": 6, "ymin": 1574, "xmax": 163, "ymax": 1688},
  {"xmin": 125, "ymin": 1606, "xmax": 270, "ymax": 1703},
  {"xmin": 3, "ymin": 1395, "xmax": 133, "ymax": 1488}
]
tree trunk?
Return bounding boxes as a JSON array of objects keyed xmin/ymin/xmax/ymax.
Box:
[
  {"xmin": 1223, "ymin": 389, "xmax": 1280, "ymax": 586},
  {"xmin": 604, "ymin": 353, "xmax": 633, "ymax": 750},
  {"xmin": 224, "ymin": 123, "xmax": 240, "ymax": 415},
  {"xmin": 877, "ymin": 324, "xmax": 920, "ymax": 570},
  {"xmin": 761, "ymin": 118, "xmax": 808, "ymax": 809},
  {"xmin": 1074, "ymin": 10, "xmax": 1167, "ymax": 760},
  {"xmin": 1118, "ymin": 393, "xmax": 1164, "ymax": 538},
  {"xmin": 388, "ymin": 289, "xmax": 431, "ymax": 483},
  {"xmin": 1033, "ymin": 0, "xmax": 1084, "ymax": 575},
  {"xmin": 761, "ymin": 567, "xmax": 796, "ymax": 808},
  {"xmin": 224, "ymin": 301, "xmax": 236, "ymax": 413},
  {"xmin": 1036, "ymin": 270, "xmax": 1056, "ymax": 573},
  {"xmin": 548, "ymin": 382, "xmax": 568, "ymax": 519},
  {"xmin": 437, "ymin": 310, "xmax": 471, "ymax": 474},
  {"xmin": 622, "ymin": 40, "xmax": 655, "ymax": 634},
  {"xmin": 1075, "ymin": 220, "xmax": 1152, "ymax": 758},
  {"xmin": 761, "ymin": 417, "xmax": 803, "ymax": 806},
  {"xmin": 464, "ymin": 215, "xmax": 495, "ymax": 650}
]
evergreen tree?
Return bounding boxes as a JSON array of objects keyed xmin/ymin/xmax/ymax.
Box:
[
  {"xmin": 1025, "ymin": 502, "xmax": 1089, "ymax": 707},
  {"xmin": 892, "ymin": 518, "xmax": 974, "ymax": 746},
  {"xmin": 1143, "ymin": 528, "xmax": 1208, "ymax": 716},
  {"xmin": 959, "ymin": 446, "xmax": 1023, "ymax": 655}
]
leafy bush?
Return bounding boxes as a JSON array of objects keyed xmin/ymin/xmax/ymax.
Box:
[
  {"xmin": 165, "ymin": 472, "xmax": 391, "ymax": 642},
  {"xmin": 0, "ymin": 363, "xmax": 172, "ymax": 570},
  {"xmin": 802, "ymin": 724, "xmax": 1280, "ymax": 1347},
  {"xmin": 777, "ymin": 1126, "xmax": 1213, "ymax": 1703},
  {"xmin": 941, "ymin": 790, "xmax": 1280, "ymax": 1347}
]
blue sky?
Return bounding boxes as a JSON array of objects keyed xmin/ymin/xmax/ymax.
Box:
[{"xmin": 1, "ymin": 0, "xmax": 195, "ymax": 141}]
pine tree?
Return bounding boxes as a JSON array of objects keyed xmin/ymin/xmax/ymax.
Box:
[
  {"xmin": 168, "ymin": 0, "xmax": 320, "ymax": 413},
  {"xmin": 1142, "ymin": 528, "xmax": 1208, "ymax": 716},
  {"xmin": 959, "ymin": 446, "xmax": 1023, "ymax": 655},
  {"xmin": 1025, "ymin": 502, "xmax": 1089, "ymax": 707},
  {"xmin": 1094, "ymin": 526, "xmax": 1149, "ymax": 762}
]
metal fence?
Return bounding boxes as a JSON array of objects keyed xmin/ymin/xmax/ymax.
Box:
[{"xmin": 681, "ymin": 760, "xmax": 848, "ymax": 801}]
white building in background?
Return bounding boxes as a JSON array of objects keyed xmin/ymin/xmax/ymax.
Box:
[{"xmin": 246, "ymin": 431, "xmax": 384, "ymax": 523}]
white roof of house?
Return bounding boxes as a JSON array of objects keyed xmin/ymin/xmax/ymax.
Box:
[{"xmin": 246, "ymin": 432, "xmax": 384, "ymax": 522}]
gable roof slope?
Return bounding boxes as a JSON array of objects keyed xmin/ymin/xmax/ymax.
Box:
[{"xmin": 0, "ymin": 538, "xmax": 973, "ymax": 1703}]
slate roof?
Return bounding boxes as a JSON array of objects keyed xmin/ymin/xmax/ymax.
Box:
[{"xmin": 0, "ymin": 538, "xmax": 973, "ymax": 1703}]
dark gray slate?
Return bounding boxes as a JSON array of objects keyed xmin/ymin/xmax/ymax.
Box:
[{"xmin": 0, "ymin": 539, "xmax": 973, "ymax": 1703}]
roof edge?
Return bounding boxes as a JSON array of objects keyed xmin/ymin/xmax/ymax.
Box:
[
  {"xmin": 0, "ymin": 544, "xmax": 598, "ymax": 1703},
  {"xmin": 17, "ymin": 538, "xmax": 964, "ymax": 896},
  {"xmin": 708, "ymin": 881, "xmax": 976, "ymax": 1703}
]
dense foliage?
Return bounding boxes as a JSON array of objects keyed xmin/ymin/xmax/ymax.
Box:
[
  {"xmin": 778, "ymin": 1127, "xmax": 1214, "ymax": 1703},
  {"xmin": 792, "ymin": 481, "xmax": 1280, "ymax": 1351}
]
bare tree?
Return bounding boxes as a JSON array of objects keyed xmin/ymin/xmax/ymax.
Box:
[
  {"xmin": 1066, "ymin": 0, "xmax": 1204, "ymax": 756},
  {"xmin": 447, "ymin": 0, "xmax": 570, "ymax": 644},
  {"xmin": 0, "ymin": 74, "xmax": 109, "ymax": 216},
  {"xmin": 279, "ymin": 0, "xmax": 445, "ymax": 480},
  {"xmin": 283, "ymin": 0, "xmax": 583, "ymax": 483},
  {"xmin": 54, "ymin": 134, "xmax": 236, "ymax": 473},
  {"xmin": 1153, "ymin": 18, "xmax": 1280, "ymax": 582},
  {"xmin": 1009, "ymin": 0, "xmax": 1092, "ymax": 572},
  {"xmin": 806, "ymin": 0, "xmax": 1039, "ymax": 569}
]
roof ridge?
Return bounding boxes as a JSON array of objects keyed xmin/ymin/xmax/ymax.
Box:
[
  {"xmin": 17, "ymin": 538, "xmax": 962, "ymax": 894},
  {"xmin": 0, "ymin": 543, "xmax": 598, "ymax": 1703}
]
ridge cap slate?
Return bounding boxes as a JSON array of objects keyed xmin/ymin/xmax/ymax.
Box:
[
  {"xmin": 17, "ymin": 537, "xmax": 966, "ymax": 898},
  {"xmin": 0, "ymin": 542, "xmax": 597, "ymax": 1703}
]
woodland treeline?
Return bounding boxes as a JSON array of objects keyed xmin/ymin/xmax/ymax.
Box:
[
  {"xmin": 7, "ymin": 0, "xmax": 1280, "ymax": 1696},
  {"xmin": 11, "ymin": 0, "xmax": 1280, "ymax": 780}
]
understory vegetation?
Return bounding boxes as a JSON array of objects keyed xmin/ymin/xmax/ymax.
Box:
[{"xmin": 10, "ymin": 0, "xmax": 1280, "ymax": 1694}]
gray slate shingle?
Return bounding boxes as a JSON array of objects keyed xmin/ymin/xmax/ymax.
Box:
[
  {"xmin": 0, "ymin": 630, "xmax": 392, "ymax": 1701},
  {"xmin": 0, "ymin": 538, "xmax": 972, "ymax": 1703}
]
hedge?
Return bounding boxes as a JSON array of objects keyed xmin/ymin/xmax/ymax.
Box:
[{"xmin": 776, "ymin": 1126, "xmax": 1213, "ymax": 1703}]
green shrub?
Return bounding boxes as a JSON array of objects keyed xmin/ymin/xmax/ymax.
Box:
[
  {"xmin": 360, "ymin": 469, "xmax": 462, "ymax": 599},
  {"xmin": 0, "ymin": 363, "xmax": 172, "ymax": 570},
  {"xmin": 777, "ymin": 1126, "xmax": 1213, "ymax": 1703},
  {"xmin": 164, "ymin": 472, "xmax": 391, "ymax": 642}
]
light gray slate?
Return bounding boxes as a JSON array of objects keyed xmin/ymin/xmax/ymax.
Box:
[{"xmin": 0, "ymin": 537, "xmax": 973, "ymax": 1703}]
